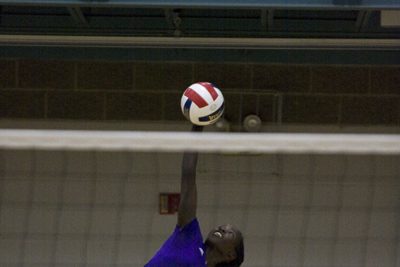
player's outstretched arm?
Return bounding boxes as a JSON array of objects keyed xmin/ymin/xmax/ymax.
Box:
[{"xmin": 177, "ymin": 125, "xmax": 203, "ymax": 227}]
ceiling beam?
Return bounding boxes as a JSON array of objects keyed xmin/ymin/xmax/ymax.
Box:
[
  {"xmin": 0, "ymin": 34, "xmax": 399, "ymax": 50},
  {"xmin": 0, "ymin": 0, "xmax": 399, "ymax": 10}
]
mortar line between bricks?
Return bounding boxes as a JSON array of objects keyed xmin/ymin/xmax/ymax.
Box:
[
  {"xmin": 15, "ymin": 60, "xmax": 19, "ymax": 88},
  {"xmin": 44, "ymin": 91, "xmax": 48, "ymax": 119},
  {"xmin": 337, "ymin": 96, "xmax": 343, "ymax": 126},
  {"xmin": 103, "ymin": 92, "xmax": 107, "ymax": 120},
  {"xmin": 2, "ymin": 87, "xmax": 400, "ymax": 98},
  {"xmin": 368, "ymin": 66, "xmax": 372, "ymax": 95},
  {"xmin": 74, "ymin": 62, "xmax": 78, "ymax": 90},
  {"xmin": 309, "ymin": 65, "xmax": 313, "ymax": 93},
  {"xmin": 132, "ymin": 63, "xmax": 136, "ymax": 91}
]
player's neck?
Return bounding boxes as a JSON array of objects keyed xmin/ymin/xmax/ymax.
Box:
[{"xmin": 205, "ymin": 249, "xmax": 221, "ymax": 267}]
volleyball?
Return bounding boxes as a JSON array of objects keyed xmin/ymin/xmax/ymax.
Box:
[{"xmin": 181, "ymin": 82, "xmax": 225, "ymax": 126}]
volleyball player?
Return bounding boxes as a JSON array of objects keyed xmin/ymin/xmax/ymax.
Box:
[{"xmin": 145, "ymin": 125, "xmax": 244, "ymax": 267}]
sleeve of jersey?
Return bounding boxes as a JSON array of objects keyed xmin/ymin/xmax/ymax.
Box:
[{"xmin": 144, "ymin": 218, "xmax": 206, "ymax": 267}]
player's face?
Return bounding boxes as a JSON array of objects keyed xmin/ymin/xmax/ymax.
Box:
[
  {"xmin": 205, "ymin": 224, "xmax": 241, "ymax": 260},
  {"xmin": 207, "ymin": 224, "xmax": 238, "ymax": 243}
]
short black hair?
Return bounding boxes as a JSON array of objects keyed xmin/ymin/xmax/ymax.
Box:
[{"xmin": 215, "ymin": 237, "xmax": 244, "ymax": 267}]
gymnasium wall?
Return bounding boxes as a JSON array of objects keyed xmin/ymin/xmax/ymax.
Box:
[
  {"xmin": 0, "ymin": 58, "xmax": 399, "ymax": 267},
  {"xmin": 0, "ymin": 150, "xmax": 399, "ymax": 266},
  {"xmin": 0, "ymin": 59, "xmax": 399, "ymax": 127}
]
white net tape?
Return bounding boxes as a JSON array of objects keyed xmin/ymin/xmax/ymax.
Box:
[{"xmin": 0, "ymin": 129, "xmax": 399, "ymax": 154}]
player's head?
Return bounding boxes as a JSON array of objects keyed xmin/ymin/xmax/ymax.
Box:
[{"xmin": 204, "ymin": 224, "xmax": 244, "ymax": 267}]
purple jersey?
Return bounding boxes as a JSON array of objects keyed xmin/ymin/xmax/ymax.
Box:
[{"xmin": 145, "ymin": 218, "xmax": 206, "ymax": 267}]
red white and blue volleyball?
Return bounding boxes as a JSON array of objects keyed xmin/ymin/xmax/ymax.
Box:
[{"xmin": 181, "ymin": 82, "xmax": 225, "ymax": 126}]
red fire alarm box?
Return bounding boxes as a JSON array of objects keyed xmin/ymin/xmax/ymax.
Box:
[{"xmin": 159, "ymin": 193, "xmax": 180, "ymax": 215}]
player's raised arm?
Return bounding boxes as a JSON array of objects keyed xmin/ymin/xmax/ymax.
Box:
[{"xmin": 177, "ymin": 125, "xmax": 203, "ymax": 227}]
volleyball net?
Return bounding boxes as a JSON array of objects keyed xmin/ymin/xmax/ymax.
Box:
[
  {"xmin": 0, "ymin": 128, "xmax": 399, "ymax": 267},
  {"xmin": 0, "ymin": 129, "xmax": 399, "ymax": 154}
]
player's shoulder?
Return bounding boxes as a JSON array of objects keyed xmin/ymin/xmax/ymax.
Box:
[{"xmin": 177, "ymin": 217, "xmax": 200, "ymax": 231}]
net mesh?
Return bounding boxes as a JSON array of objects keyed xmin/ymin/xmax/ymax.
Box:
[{"xmin": 0, "ymin": 130, "xmax": 399, "ymax": 267}]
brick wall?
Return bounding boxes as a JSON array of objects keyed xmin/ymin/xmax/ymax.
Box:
[{"xmin": 0, "ymin": 59, "xmax": 399, "ymax": 126}]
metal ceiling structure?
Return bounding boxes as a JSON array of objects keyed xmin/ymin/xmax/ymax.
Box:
[{"xmin": 0, "ymin": 0, "xmax": 399, "ymax": 63}]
